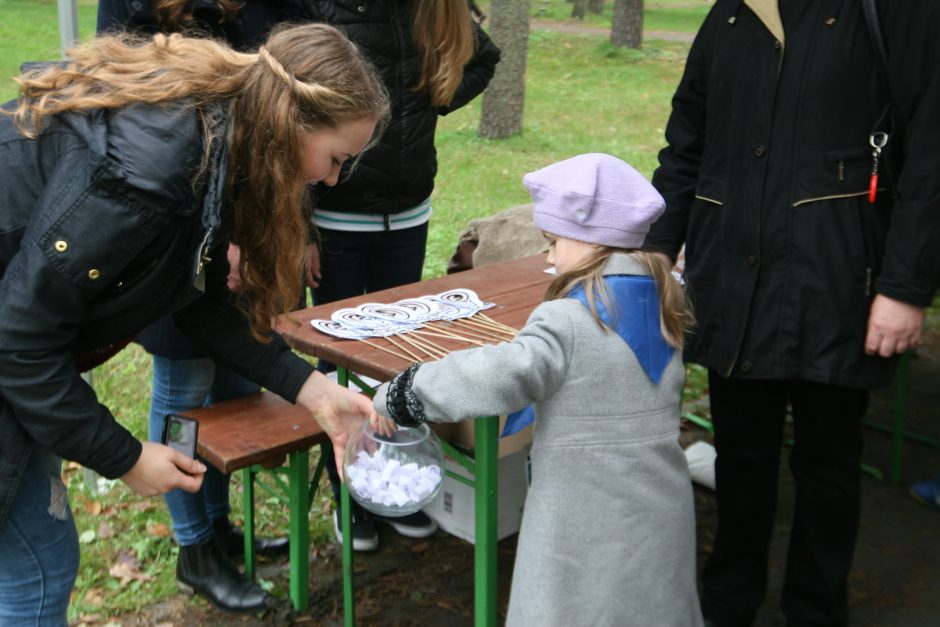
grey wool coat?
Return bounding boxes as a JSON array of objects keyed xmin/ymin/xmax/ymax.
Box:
[{"xmin": 375, "ymin": 254, "xmax": 703, "ymax": 627}]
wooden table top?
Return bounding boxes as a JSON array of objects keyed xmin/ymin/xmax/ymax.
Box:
[{"xmin": 277, "ymin": 254, "xmax": 555, "ymax": 383}]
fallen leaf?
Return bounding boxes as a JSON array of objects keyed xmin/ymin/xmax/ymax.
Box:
[
  {"xmin": 79, "ymin": 529, "xmax": 96, "ymax": 544},
  {"xmin": 147, "ymin": 522, "xmax": 171, "ymax": 538},
  {"xmin": 82, "ymin": 588, "xmax": 105, "ymax": 608},
  {"xmin": 410, "ymin": 542, "xmax": 430, "ymax": 554},
  {"xmin": 83, "ymin": 500, "xmax": 102, "ymax": 516},
  {"xmin": 108, "ymin": 550, "xmax": 155, "ymax": 588},
  {"xmin": 97, "ymin": 522, "xmax": 115, "ymax": 540}
]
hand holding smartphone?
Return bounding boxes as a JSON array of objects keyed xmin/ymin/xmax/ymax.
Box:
[{"xmin": 161, "ymin": 414, "xmax": 199, "ymax": 459}]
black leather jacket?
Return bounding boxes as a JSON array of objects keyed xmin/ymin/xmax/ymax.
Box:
[
  {"xmin": 309, "ymin": 0, "xmax": 502, "ymax": 216},
  {"xmin": 0, "ymin": 101, "xmax": 314, "ymax": 526}
]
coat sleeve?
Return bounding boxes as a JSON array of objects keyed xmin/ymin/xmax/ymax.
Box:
[
  {"xmin": 645, "ymin": 7, "xmax": 718, "ymax": 261},
  {"xmin": 0, "ymin": 142, "xmax": 158, "ymax": 480},
  {"xmin": 373, "ymin": 301, "xmax": 572, "ymax": 423},
  {"xmin": 873, "ymin": 2, "xmax": 940, "ymax": 305},
  {"xmin": 438, "ymin": 22, "xmax": 502, "ymax": 115},
  {"xmin": 172, "ymin": 243, "xmax": 315, "ymax": 403}
]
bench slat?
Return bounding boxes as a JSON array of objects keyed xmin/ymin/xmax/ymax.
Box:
[{"xmin": 187, "ymin": 391, "xmax": 330, "ymax": 474}]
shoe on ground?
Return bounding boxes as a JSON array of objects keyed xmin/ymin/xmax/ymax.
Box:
[
  {"xmin": 212, "ymin": 516, "xmax": 289, "ymax": 559},
  {"xmin": 375, "ymin": 510, "xmax": 438, "ymax": 538},
  {"xmin": 333, "ymin": 505, "xmax": 379, "ymax": 551},
  {"xmin": 910, "ymin": 474, "xmax": 940, "ymax": 510},
  {"xmin": 176, "ymin": 537, "xmax": 273, "ymax": 614}
]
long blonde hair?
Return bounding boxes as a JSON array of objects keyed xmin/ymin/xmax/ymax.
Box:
[
  {"xmin": 11, "ymin": 24, "xmax": 390, "ymax": 341},
  {"xmin": 411, "ymin": 0, "xmax": 475, "ymax": 106},
  {"xmin": 544, "ymin": 249, "xmax": 694, "ymax": 349}
]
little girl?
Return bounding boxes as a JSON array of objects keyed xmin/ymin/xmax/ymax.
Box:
[{"xmin": 372, "ymin": 153, "xmax": 703, "ymax": 626}]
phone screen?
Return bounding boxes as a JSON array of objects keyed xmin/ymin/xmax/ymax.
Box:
[{"xmin": 162, "ymin": 414, "xmax": 199, "ymax": 458}]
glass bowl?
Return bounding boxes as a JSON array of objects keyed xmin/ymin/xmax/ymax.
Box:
[{"xmin": 342, "ymin": 421, "xmax": 445, "ymax": 517}]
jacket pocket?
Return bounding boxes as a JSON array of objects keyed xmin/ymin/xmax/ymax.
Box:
[
  {"xmin": 693, "ymin": 176, "xmax": 724, "ymax": 206},
  {"xmin": 793, "ymin": 148, "xmax": 880, "ymax": 207}
]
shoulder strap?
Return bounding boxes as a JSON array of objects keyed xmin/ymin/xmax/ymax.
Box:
[{"xmin": 861, "ymin": 0, "xmax": 891, "ymax": 103}]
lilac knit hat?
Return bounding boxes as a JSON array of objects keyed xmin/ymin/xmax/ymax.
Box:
[{"xmin": 523, "ymin": 153, "xmax": 665, "ymax": 249}]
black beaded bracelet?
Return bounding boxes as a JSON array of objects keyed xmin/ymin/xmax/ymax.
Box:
[{"xmin": 385, "ymin": 362, "xmax": 425, "ymax": 427}]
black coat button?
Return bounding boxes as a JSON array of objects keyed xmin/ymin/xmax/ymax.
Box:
[
  {"xmin": 740, "ymin": 360, "xmax": 753, "ymax": 373},
  {"xmin": 747, "ymin": 254, "xmax": 758, "ymax": 266},
  {"xmin": 754, "ymin": 145, "xmax": 766, "ymax": 157}
]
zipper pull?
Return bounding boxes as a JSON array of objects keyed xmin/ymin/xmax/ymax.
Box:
[{"xmin": 868, "ymin": 132, "xmax": 888, "ymax": 203}]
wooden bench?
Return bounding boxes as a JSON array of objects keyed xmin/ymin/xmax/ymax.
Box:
[{"xmin": 186, "ymin": 391, "xmax": 332, "ymax": 612}]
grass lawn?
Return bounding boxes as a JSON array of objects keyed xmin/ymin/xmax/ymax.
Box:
[{"xmin": 0, "ymin": 0, "xmax": 709, "ymax": 619}]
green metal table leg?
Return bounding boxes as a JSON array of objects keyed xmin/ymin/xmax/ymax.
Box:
[
  {"xmin": 341, "ymin": 482, "xmax": 355, "ymax": 627},
  {"xmin": 890, "ymin": 352, "xmax": 910, "ymax": 484},
  {"xmin": 474, "ymin": 415, "xmax": 499, "ymax": 627},
  {"xmin": 242, "ymin": 467, "xmax": 256, "ymax": 579},
  {"xmin": 337, "ymin": 365, "xmax": 356, "ymax": 627},
  {"xmin": 289, "ymin": 449, "xmax": 310, "ymax": 611}
]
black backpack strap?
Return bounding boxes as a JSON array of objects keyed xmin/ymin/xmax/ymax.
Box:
[{"xmin": 861, "ymin": 0, "xmax": 892, "ymax": 129}]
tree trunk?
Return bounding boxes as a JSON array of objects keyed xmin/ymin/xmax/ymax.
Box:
[
  {"xmin": 572, "ymin": 0, "xmax": 587, "ymax": 19},
  {"xmin": 610, "ymin": 0, "xmax": 643, "ymax": 48},
  {"xmin": 588, "ymin": 0, "xmax": 606, "ymax": 13},
  {"xmin": 478, "ymin": 0, "xmax": 532, "ymax": 139}
]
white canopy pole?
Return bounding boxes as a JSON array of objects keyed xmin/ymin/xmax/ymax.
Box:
[{"xmin": 57, "ymin": 0, "xmax": 80, "ymax": 58}]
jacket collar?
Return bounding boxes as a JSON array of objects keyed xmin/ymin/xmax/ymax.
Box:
[
  {"xmin": 745, "ymin": 0, "xmax": 784, "ymax": 46},
  {"xmin": 602, "ymin": 252, "xmax": 653, "ymax": 277}
]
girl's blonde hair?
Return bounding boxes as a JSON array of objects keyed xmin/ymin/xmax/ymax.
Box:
[
  {"xmin": 11, "ymin": 24, "xmax": 390, "ymax": 341},
  {"xmin": 411, "ymin": 0, "xmax": 475, "ymax": 107},
  {"xmin": 544, "ymin": 249, "xmax": 694, "ymax": 349}
]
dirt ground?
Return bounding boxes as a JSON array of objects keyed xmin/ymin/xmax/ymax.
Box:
[{"xmin": 103, "ymin": 310, "xmax": 940, "ymax": 626}]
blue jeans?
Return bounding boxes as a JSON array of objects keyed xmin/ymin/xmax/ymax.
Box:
[
  {"xmin": 148, "ymin": 355, "xmax": 259, "ymax": 546},
  {"xmin": 0, "ymin": 446, "xmax": 79, "ymax": 626}
]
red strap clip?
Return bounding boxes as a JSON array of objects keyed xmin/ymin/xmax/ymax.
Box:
[{"xmin": 868, "ymin": 132, "xmax": 889, "ymax": 203}]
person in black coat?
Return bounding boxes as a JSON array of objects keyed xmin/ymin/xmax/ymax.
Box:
[
  {"xmin": 0, "ymin": 24, "xmax": 387, "ymax": 620},
  {"xmin": 301, "ymin": 0, "xmax": 501, "ymax": 553},
  {"xmin": 645, "ymin": 2, "xmax": 940, "ymax": 625}
]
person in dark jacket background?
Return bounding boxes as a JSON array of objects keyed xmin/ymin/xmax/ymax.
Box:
[
  {"xmin": 302, "ymin": 0, "xmax": 501, "ymax": 553},
  {"xmin": 644, "ymin": 1, "xmax": 940, "ymax": 626},
  {"xmin": 0, "ymin": 24, "xmax": 386, "ymax": 622}
]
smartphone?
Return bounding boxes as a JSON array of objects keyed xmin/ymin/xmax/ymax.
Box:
[{"xmin": 161, "ymin": 414, "xmax": 199, "ymax": 458}]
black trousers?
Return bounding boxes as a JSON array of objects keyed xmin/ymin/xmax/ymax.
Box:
[
  {"xmin": 702, "ymin": 374, "xmax": 869, "ymax": 627},
  {"xmin": 310, "ymin": 223, "xmax": 429, "ymax": 500}
]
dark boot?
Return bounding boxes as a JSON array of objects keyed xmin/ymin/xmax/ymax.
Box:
[
  {"xmin": 176, "ymin": 537, "xmax": 272, "ymax": 614},
  {"xmin": 212, "ymin": 516, "xmax": 289, "ymax": 558}
]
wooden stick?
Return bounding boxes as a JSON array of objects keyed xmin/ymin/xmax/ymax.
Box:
[
  {"xmin": 476, "ymin": 312, "xmax": 520, "ymax": 334},
  {"xmin": 412, "ymin": 327, "xmax": 486, "ymax": 347},
  {"xmin": 451, "ymin": 319, "xmax": 511, "ymax": 342},
  {"xmin": 398, "ymin": 332, "xmax": 448, "ymax": 359},
  {"xmin": 402, "ymin": 331, "xmax": 449, "ymax": 357},
  {"xmin": 427, "ymin": 321, "xmax": 501, "ymax": 344},
  {"xmin": 454, "ymin": 317, "xmax": 516, "ymax": 339},
  {"xmin": 383, "ymin": 334, "xmax": 423, "ymax": 362},
  {"xmin": 360, "ymin": 338, "xmax": 413, "ymax": 362},
  {"xmin": 395, "ymin": 333, "xmax": 445, "ymax": 360}
]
